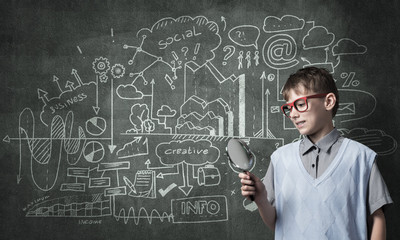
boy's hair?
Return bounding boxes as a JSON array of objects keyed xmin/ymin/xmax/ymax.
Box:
[{"xmin": 282, "ymin": 67, "xmax": 339, "ymax": 117}]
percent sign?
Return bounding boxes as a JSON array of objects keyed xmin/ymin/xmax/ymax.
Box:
[{"xmin": 341, "ymin": 72, "xmax": 360, "ymax": 87}]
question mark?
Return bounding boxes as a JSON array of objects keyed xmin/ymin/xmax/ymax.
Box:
[
  {"xmin": 222, "ymin": 45, "xmax": 236, "ymax": 66},
  {"xmin": 181, "ymin": 47, "xmax": 189, "ymax": 59},
  {"xmin": 236, "ymin": 30, "xmax": 245, "ymax": 39}
]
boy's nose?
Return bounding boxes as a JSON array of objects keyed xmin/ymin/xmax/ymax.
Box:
[{"xmin": 290, "ymin": 108, "xmax": 300, "ymax": 118}]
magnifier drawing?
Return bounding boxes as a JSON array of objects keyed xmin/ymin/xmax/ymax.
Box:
[{"xmin": 226, "ymin": 138, "xmax": 255, "ymax": 201}]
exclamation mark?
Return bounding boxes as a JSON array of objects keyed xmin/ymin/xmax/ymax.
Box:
[
  {"xmin": 111, "ymin": 28, "xmax": 114, "ymax": 42},
  {"xmin": 164, "ymin": 74, "xmax": 175, "ymax": 90},
  {"xmin": 77, "ymin": 46, "xmax": 84, "ymax": 58},
  {"xmin": 193, "ymin": 43, "xmax": 200, "ymax": 60},
  {"xmin": 172, "ymin": 51, "xmax": 179, "ymax": 61}
]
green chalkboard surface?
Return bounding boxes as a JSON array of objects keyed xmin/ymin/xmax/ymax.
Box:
[{"xmin": 1, "ymin": 0, "xmax": 399, "ymax": 239}]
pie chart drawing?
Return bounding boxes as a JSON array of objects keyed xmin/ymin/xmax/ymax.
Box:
[
  {"xmin": 86, "ymin": 117, "xmax": 107, "ymax": 136},
  {"xmin": 83, "ymin": 141, "xmax": 105, "ymax": 163}
]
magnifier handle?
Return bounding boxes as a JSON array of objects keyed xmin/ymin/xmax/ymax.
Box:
[
  {"xmin": 249, "ymin": 194, "xmax": 254, "ymax": 201},
  {"xmin": 244, "ymin": 171, "xmax": 254, "ymax": 201}
]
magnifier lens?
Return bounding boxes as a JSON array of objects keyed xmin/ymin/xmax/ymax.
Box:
[
  {"xmin": 226, "ymin": 138, "xmax": 254, "ymax": 171},
  {"xmin": 226, "ymin": 138, "xmax": 255, "ymax": 201}
]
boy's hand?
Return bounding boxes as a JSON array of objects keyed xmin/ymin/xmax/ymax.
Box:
[
  {"xmin": 239, "ymin": 171, "xmax": 276, "ymax": 230},
  {"xmin": 239, "ymin": 171, "xmax": 267, "ymax": 203}
]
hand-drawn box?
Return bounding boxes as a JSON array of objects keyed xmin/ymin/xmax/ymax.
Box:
[{"xmin": 171, "ymin": 195, "xmax": 228, "ymax": 223}]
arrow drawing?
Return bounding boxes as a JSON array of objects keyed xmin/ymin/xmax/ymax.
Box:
[
  {"xmin": 178, "ymin": 162, "xmax": 193, "ymax": 196},
  {"xmin": 93, "ymin": 75, "xmax": 100, "ymax": 114},
  {"xmin": 53, "ymin": 75, "xmax": 63, "ymax": 93},
  {"xmin": 71, "ymin": 69, "xmax": 84, "ymax": 87},
  {"xmin": 108, "ymin": 78, "xmax": 116, "ymax": 153}
]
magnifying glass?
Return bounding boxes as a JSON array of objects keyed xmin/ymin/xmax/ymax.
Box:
[{"xmin": 226, "ymin": 138, "xmax": 255, "ymax": 201}]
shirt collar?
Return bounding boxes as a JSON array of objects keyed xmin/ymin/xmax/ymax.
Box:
[{"xmin": 300, "ymin": 128, "xmax": 341, "ymax": 155}]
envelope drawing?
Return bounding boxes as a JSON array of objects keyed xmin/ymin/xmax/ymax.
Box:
[
  {"xmin": 337, "ymin": 102, "xmax": 355, "ymax": 116},
  {"xmin": 271, "ymin": 106, "xmax": 280, "ymax": 113}
]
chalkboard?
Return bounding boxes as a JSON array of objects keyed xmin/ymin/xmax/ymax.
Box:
[{"xmin": 1, "ymin": 0, "xmax": 399, "ymax": 239}]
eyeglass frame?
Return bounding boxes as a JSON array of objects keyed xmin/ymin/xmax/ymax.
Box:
[{"xmin": 280, "ymin": 93, "xmax": 328, "ymax": 118}]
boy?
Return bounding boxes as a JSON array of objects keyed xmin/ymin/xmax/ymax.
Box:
[{"xmin": 239, "ymin": 67, "xmax": 392, "ymax": 239}]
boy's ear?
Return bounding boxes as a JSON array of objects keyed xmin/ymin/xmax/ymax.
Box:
[{"xmin": 325, "ymin": 93, "xmax": 336, "ymax": 111}]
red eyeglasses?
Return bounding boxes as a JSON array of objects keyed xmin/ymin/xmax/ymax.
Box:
[{"xmin": 281, "ymin": 93, "xmax": 328, "ymax": 118}]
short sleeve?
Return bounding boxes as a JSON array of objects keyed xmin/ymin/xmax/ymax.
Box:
[
  {"xmin": 368, "ymin": 159, "xmax": 393, "ymax": 214},
  {"xmin": 262, "ymin": 160, "xmax": 276, "ymax": 207}
]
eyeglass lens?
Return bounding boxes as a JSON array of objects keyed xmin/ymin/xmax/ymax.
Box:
[
  {"xmin": 283, "ymin": 98, "xmax": 308, "ymax": 117},
  {"xmin": 294, "ymin": 98, "xmax": 307, "ymax": 112}
]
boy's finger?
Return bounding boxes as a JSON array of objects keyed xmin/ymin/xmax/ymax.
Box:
[
  {"xmin": 240, "ymin": 178, "xmax": 254, "ymax": 185},
  {"xmin": 245, "ymin": 171, "xmax": 259, "ymax": 181},
  {"xmin": 238, "ymin": 172, "xmax": 251, "ymax": 180}
]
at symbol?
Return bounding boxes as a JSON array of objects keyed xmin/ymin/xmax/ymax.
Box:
[{"xmin": 262, "ymin": 34, "xmax": 299, "ymax": 70}]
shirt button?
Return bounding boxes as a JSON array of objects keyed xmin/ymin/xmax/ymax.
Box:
[{"xmin": 312, "ymin": 164, "xmax": 315, "ymax": 168}]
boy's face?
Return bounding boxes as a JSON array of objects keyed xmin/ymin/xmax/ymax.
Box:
[{"xmin": 285, "ymin": 87, "xmax": 334, "ymax": 143}]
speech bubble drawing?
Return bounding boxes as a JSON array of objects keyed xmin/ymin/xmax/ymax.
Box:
[
  {"xmin": 228, "ymin": 25, "xmax": 260, "ymax": 49},
  {"xmin": 156, "ymin": 139, "xmax": 220, "ymax": 166},
  {"xmin": 136, "ymin": 16, "xmax": 221, "ymax": 65}
]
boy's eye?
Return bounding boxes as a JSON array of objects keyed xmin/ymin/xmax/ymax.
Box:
[
  {"xmin": 282, "ymin": 105, "xmax": 292, "ymax": 111},
  {"xmin": 295, "ymin": 99, "xmax": 306, "ymax": 110}
]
